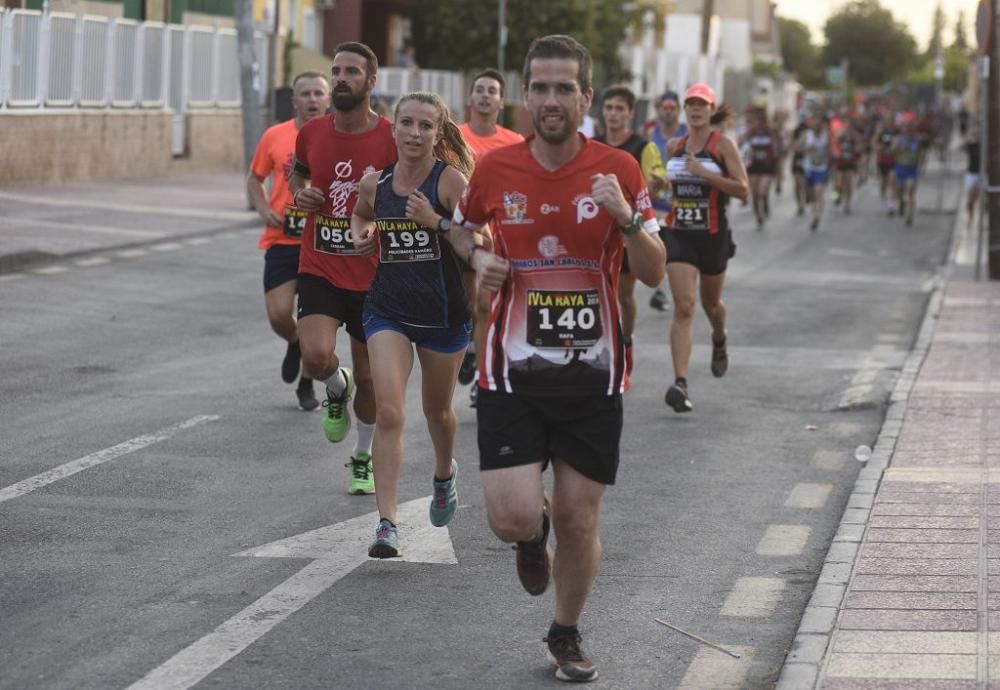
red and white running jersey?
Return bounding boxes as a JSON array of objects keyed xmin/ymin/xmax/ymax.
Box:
[
  {"xmin": 294, "ymin": 114, "xmax": 398, "ymax": 291},
  {"xmin": 455, "ymin": 135, "xmax": 659, "ymax": 397}
]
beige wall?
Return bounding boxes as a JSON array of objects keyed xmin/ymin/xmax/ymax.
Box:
[{"xmin": 0, "ymin": 110, "xmax": 245, "ymax": 186}]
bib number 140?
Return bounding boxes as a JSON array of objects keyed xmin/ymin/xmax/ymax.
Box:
[{"xmin": 526, "ymin": 289, "xmax": 602, "ymax": 350}]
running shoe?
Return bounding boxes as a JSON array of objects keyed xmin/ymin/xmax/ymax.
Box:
[
  {"xmin": 296, "ymin": 376, "xmax": 319, "ymax": 411},
  {"xmin": 321, "ymin": 368, "xmax": 354, "ymax": 443},
  {"xmin": 545, "ymin": 632, "xmax": 598, "ymax": 683},
  {"xmin": 516, "ymin": 502, "xmax": 551, "ymax": 596},
  {"xmin": 347, "ymin": 452, "xmax": 375, "ymax": 495},
  {"xmin": 648, "ymin": 288, "xmax": 669, "ymax": 312},
  {"xmin": 711, "ymin": 334, "xmax": 728, "ymax": 378},
  {"xmin": 469, "ymin": 384, "xmax": 478, "ymax": 408},
  {"xmin": 458, "ymin": 349, "xmax": 477, "ymax": 386},
  {"xmin": 665, "ymin": 382, "xmax": 693, "ymax": 413},
  {"xmin": 281, "ymin": 340, "xmax": 301, "ymax": 384},
  {"xmin": 368, "ymin": 518, "xmax": 399, "ymax": 559},
  {"xmin": 429, "ymin": 460, "xmax": 458, "ymax": 527}
]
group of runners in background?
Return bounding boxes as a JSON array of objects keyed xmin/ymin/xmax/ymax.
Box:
[{"xmin": 244, "ymin": 33, "xmax": 964, "ymax": 682}]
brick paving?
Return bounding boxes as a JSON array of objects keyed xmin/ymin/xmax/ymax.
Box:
[{"xmin": 816, "ymin": 275, "xmax": 1000, "ymax": 687}]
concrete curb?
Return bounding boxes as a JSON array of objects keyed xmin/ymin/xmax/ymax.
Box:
[
  {"xmin": 0, "ymin": 218, "xmax": 259, "ymax": 276},
  {"xmin": 775, "ymin": 164, "xmax": 963, "ymax": 690}
]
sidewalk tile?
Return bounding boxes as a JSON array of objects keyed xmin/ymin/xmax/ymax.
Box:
[
  {"xmin": 838, "ymin": 609, "xmax": 976, "ymax": 631},
  {"xmin": 873, "ymin": 504, "xmax": 978, "ymax": 517},
  {"xmin": 843, "ymin": 591, "xmax": 976, "ymax": 610},
  {"xmin": 826, "ymin": 652, "xmax": 975, "ymax": 679},
  {"xmin": 823, "ymin": 681, "xmax": 976, "ymax": 689},
  {"xmin": 866, "ymin": 529, "xmax": 978, "ymax": 543},
  {"xmin": 851, "ymin": 575, "xmax": 977, "ymax": 592},
  {"xmin": 878, "ymin": 492, "xmax": 979, "ymax": 505},
  {"xmin": 856, "ymin": 558, "xmax": 977, "ymax": 576},
  {"xmin": 870, "ymin": 516, "xmax": 977, "ymax": 529},
  {"xmin": 832, "ymin": 630, "xmax": 976, "ymax": 654},
  {"xmin": 861, "ymin": 543, "xmax": 978, "ymax": 559}
]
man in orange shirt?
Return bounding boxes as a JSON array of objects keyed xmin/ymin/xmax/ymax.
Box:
[
  {"xmin": 457, "ymin": 69, "xmax": 524, "ymax": 406},
  {"xmin": 247, "ymin": 71, "xmax": 331, "ymax": 411}
]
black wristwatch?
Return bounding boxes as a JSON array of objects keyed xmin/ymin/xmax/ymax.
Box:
[
  {"xmin": 620, "ymin": 211, "xmax": 642, "ymax": 236},
  {"xmin": 437, "ymin": 216, "xmax": 452, "ymax": 233}
]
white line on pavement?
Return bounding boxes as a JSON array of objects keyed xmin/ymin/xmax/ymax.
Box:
[
  {"xmin": 33, "ymin": 265, "xmax": 69, "ymax": 275},
  {"xmin": 74, "ymin": 257, "xmax": 111, "ymax": 267},
  {"xmin": 720, "ymin": 577, "xmax": 786, "ymax": 617},
  {"xmin": 0, "ymin": 190, "xmax": 255, "ymax": 222},
  {"xmin": 678, "ymin": 646, "xmax": 754, "ymax": 689},
  {"xmin": 184, "ymin": 237, "xmax": 212, "ymax": 246},
  {"xmin": 0, "ymin": 216, "xmax": 164, "ymax": 238},
  {"xmin": 812, "ymin": 450, "xmax": 846, "ymax": 471},
  {"xmin": 0, "ymin": 273, "xmax": 25, "ymax": 282},
  {"xmin": 150, "ymin": 242, "xmax": 183, "ymax": 252},
  {"xmin": 756, "ymin": 525, "xmax": 811, "ymax": 557},
  {"xmin": 116, "ymin": 249, "xmax": 150, "ymax": 258},
  {"xmin": 0, "ymin": 415, "xmax": 219, "ymax": 504},
  {"xmin": 785, "ymin": 483, "xmax": 833, "ymax": 509}
]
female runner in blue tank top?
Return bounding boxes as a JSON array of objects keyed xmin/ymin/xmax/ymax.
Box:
[{"xmin": 352, "ymin": 92, "xmax": 475, "ymax": 558}]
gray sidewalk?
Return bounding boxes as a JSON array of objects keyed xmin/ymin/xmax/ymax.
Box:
[
  {"xmin": 779, "ymin": 215, "xmax": 1000, "ymax": 688},
  {"xmin": 0, "ymin": 171, "xmax": 257, "ymax": 273}
]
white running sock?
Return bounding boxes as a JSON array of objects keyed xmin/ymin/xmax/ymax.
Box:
[
  {"xmin": 354, "ymin": 421, "xmax": 375, "ymax": 457},
  {"xmin": 323, "ymin": 369, "xmax": 347, "ymax": 396}
]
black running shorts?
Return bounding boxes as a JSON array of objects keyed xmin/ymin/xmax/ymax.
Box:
[
  {"xmin": 296, "ymin": 273, "xmax": 367, "ymax": 342},
  {"xmin": 662, "ymin": 227, "xmax": 735, "ymax": 276},
  {"xmin": 263, "ymin": 244, "xmax": 301, "ymax": 293},
  {"xmin": 476, "ymin": 388, "xmax": 623, "ymax": 485}
]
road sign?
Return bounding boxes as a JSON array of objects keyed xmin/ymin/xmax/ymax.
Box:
[
  {"xmin": 978, "ymin": 0, "xmax": 993, "ymax": 55},
  {"xmin": 127, "ymin": 496, "xmax": 458, "ymax": 690}
]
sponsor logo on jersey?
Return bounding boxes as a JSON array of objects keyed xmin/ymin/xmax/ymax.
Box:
[
  {"xmin": 502, "ymin": 191, "xmax": 533, "ymax": 225},
  {"xmin": 574, "ymin": 194, "xmax": 599, "ymax": 224},
  {"xmin": 537, "ymin": 235, "xmax": 568, "ymax": 258},
  {"xmin": 540, "ymin": 203, "xmax": 560, "ymax": 215}
]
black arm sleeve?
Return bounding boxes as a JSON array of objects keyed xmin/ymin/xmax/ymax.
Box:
[{"xmin": 292, "ymin": 156, "xmax": 310, "ymax": 178}]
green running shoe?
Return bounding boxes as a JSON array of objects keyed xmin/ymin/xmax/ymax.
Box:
[
  {"xmin": 348, "ymin": 452, "xmax": 375, "ymax": 495},
  {"xmin": 368, "ymin": 518, "xmax": 399, "ymax": 559},
  {"xmin": 321, "ymin": 368, "xmax": 354, "ymax": 443}
]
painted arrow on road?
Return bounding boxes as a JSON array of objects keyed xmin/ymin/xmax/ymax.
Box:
[{"xmin": 128, "ymin": 497, "xmax": 456, "ymax": 690}]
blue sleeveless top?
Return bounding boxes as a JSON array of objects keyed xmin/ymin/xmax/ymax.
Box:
[{"xmin": 364, "ymin": 160, "xmax": 471, "ymax": 328}]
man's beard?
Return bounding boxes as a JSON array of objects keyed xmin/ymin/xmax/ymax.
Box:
[
  {"xmin": 332, "ymin": 86, "xmax": 367, "ymax": 112},
  {"xmin": 533, "ymin": 107, "xmax": 576, "ymax": 144}
]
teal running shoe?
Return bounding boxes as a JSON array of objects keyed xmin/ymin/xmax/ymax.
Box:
[
  {"xmin": 321, "ymin": 368, "xmax": 354, "ymax": 443},
  {"xmin": 368, "ymin": 518, "xmax": 399, "ymax": 559},
  {"xmin": 429, "ymin": 460, "xmax": 458, "ymax": 527}
]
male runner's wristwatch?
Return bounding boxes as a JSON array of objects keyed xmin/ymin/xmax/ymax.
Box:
[
  {"xmin": 437, "ymin": 217, "xmax": 452, "ymax": 233},
  {"xmin": 620, "ymin": 210, "xmax": 643, "ymax": 236}
]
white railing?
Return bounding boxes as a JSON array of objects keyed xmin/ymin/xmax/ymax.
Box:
[
  {"xmin": 376, "ymin": 66, "xmax": 467, "ymax": 119},
  {"xmin": 0, "ymin": 8, "xmax": 268, "ymax": 111}
]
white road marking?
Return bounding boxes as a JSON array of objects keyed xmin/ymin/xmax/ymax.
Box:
[
  {"xmin": 0, "ymin": 415, "xmax": 218, "ymax": 504},
  {"xmin": 812, "ymin": 450, "xmax": 846, "ymax": 471},
  {"xmin": 33, "ymin": 265, "xmax": 69, "ymax": 275},
  {"xmin": 0, "ymin": 190, "xmax": 255, "ymax": 222},
  {"xmin": 838, "ymin": 355, "xmax": 882, "ymax": 409},
  {"xmin": 785, "ymin": 483, "xmax": 833, "ymax": 509},
  {"xmin": 117, "ymin": 249, "xmax": 150, "ymax": 258},
  {"xmin": 678, "ymin": 646, "xmax": 754, "ymax": 689},
  {"xmin": 721, "ymin": 577, "xmax": 786, "ymax": 617},
  {"xmin": 128, "ymin": 497, "xmax": 457, "ymax": 690},
  {"xmin": 756, "ymin": 525, "xmax": 811, "ymax": 556},
  {"xmin": 0, "ymin": 216, "xmax": 163, "ymax": 238},
  {"xmin": 74, "ymin": 257, "xmax": 111, "ymax": 267},
  {"xmin": 150, "ymin": 242, "xmax": 183, "ymax": 252},
  {"xmin": 0, "ymin": 273, "xmax": 25, "ymax": 282},
  {"xmin": 184, "ymin": 237, "xmax": 212, "ymax": 246},
  {"xmin": 828, "ymin": 423, "xmax": 864, "ymax": 436},
  {"xmin": 216, "ymin": 232, "xmax": 239, "ymax": 240}
]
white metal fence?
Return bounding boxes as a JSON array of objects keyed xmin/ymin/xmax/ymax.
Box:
[
  {"xmin": 375, "ymin": 66, "xmax": 467, "ymax": 120},
  {"xmin": 0, "ymin": 8, "xmax": 267, "ymax": 111}
]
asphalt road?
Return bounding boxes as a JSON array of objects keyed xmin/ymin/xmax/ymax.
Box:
[{"xmin": 0, "ymin": 162, "xmax": 960, "ymax": 690}]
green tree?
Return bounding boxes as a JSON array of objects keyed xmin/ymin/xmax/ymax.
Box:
[
  {"xmin": 953, "ymin": 10, "xmax": 968, "ymax": 52},
  {"xmin": 821, "ymin": 0, "xmax": 918, "ymax": 85},
  {"xmin": 411, "ymin": 0, "xmax": 636, "ymax": 85},
  {"xmin": 777, "ymin": 16, "xmax": 821, "ymax": 87},
  {"xmin": 925, "ymin": 2, "xmax": 946, "ymax": 58}
]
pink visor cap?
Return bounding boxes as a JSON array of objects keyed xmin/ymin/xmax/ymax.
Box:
[{"xmin": 683, "ymin": 83, "xmax": 716, "ymax": 106}]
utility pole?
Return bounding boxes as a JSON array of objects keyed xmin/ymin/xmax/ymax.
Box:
[
  {"xmin": 700, "ymin": 0, "xmax": 714, "ymax": 55},
  {"xmin": 987, "ymin": 0, "xmax": 1000, "ymax": 278},
  {"xmin": 235, "ymin": 0, "xmax": 262, "ymax": 178}
]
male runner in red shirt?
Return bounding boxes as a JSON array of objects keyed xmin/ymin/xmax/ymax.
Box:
[
  {"xmin": 289, "ymin": 42, "xmax": 397, "ymax": 495},
  {"xmin": 448, "ymin": 35, "xmax": 665, "ymax": 682}
]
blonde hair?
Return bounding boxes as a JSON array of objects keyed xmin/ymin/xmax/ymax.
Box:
[{"xmin": 395, "ymin": 92, "xmax": 475, "ymax": 178}]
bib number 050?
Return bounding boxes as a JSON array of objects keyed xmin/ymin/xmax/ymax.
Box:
[{"xmin": 314, "ymin": 214, "xmax": 358, "ymax": 255}]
